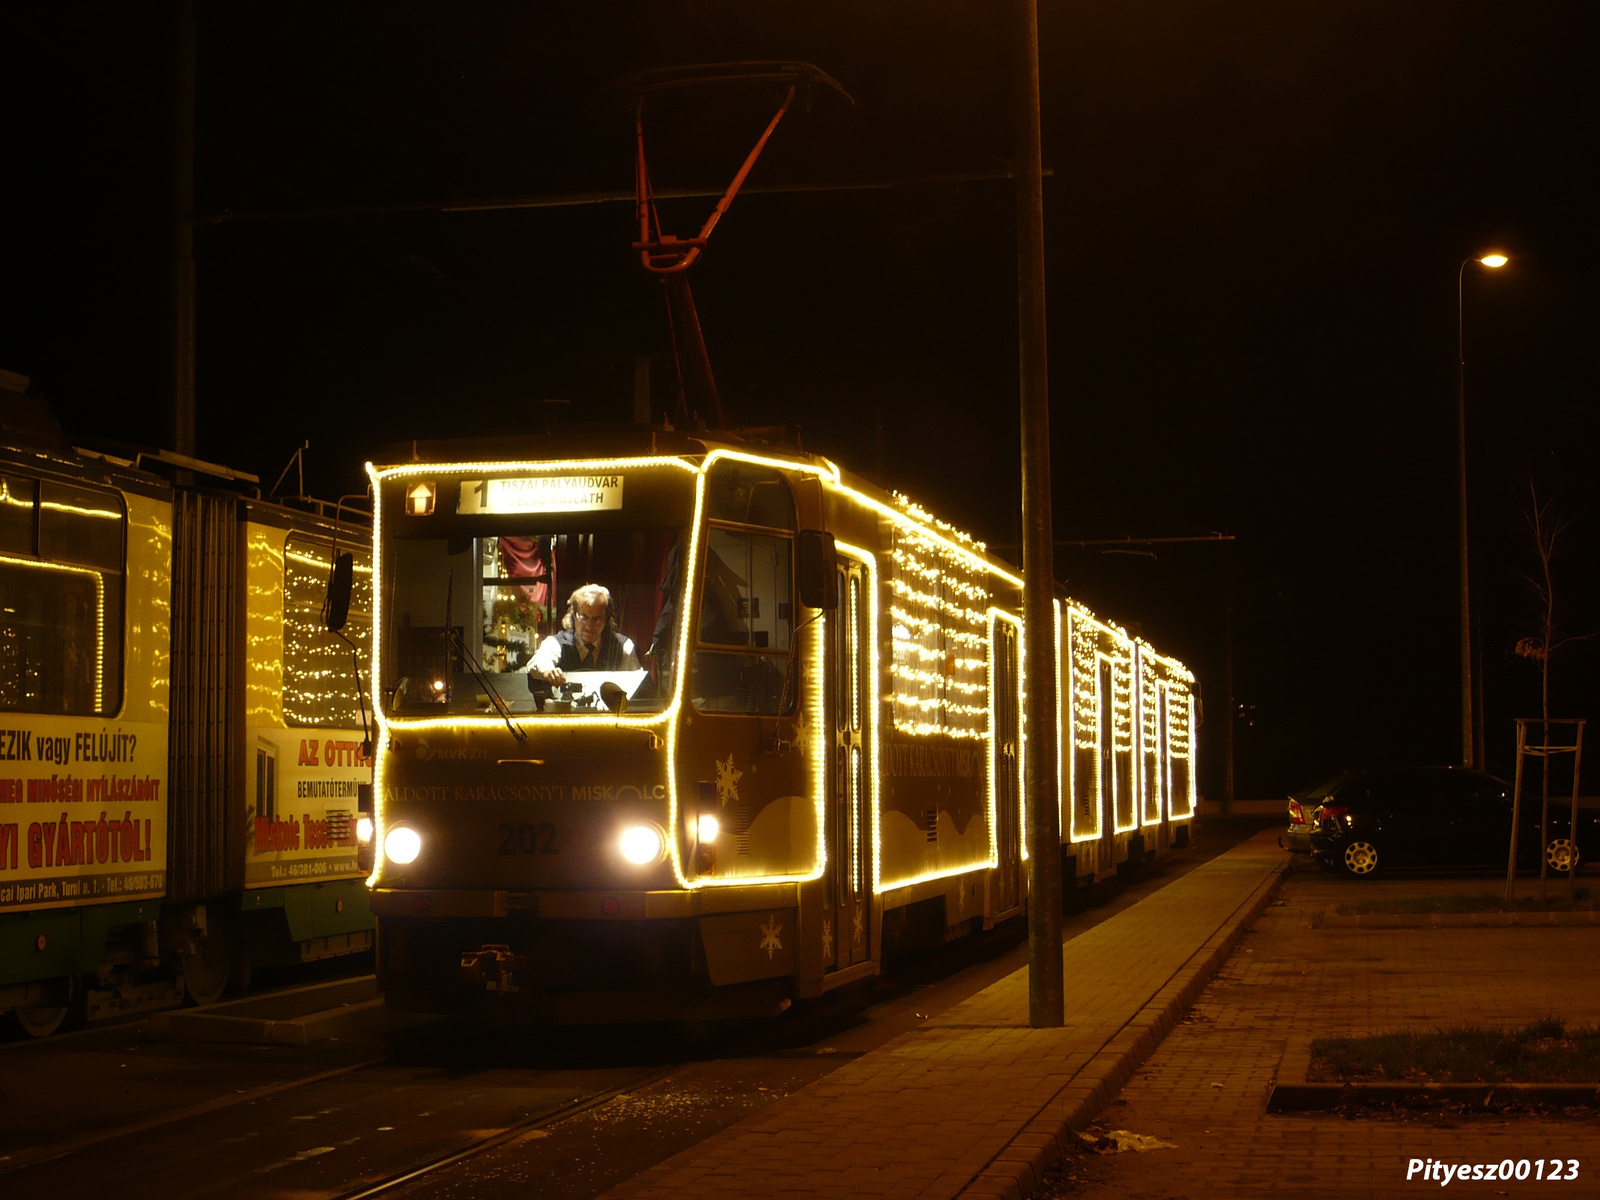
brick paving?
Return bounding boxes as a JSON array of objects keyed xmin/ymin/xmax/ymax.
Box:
[
  {"xmin": 1055, "ymin": 865, "xmax": 1600, "ymax": 1199},
  {"xmin": 601, "ymin": 831, "xmax": 1286, "ymax": 1200}
]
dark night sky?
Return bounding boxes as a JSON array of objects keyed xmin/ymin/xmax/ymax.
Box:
[{"xmin": 5, "ymin": 2, "xmax": 1599, "ymax": 798}]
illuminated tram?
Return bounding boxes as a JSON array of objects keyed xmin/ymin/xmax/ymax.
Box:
[
  {"xmin": 364, "ymin": 429, "xmax": 1196, "ymax": 1020},
  {"xmin": 0, "ymin": 380, "xmax": 374, "ymax": 1035}
]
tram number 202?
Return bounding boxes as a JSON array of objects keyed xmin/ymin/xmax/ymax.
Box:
[{"xmin": 497, "ymin": 822, "xmax": 558, "ymax": 855}]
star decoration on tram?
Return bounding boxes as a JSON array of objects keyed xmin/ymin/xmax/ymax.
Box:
[
  {"xmin": 852, "ymin": 904, "xmax": 865, "ymax": 947},
  {"xmin": 759, "ymin": 913, "xmax": 783, "ymax": 959},
  {"xmin": 820, "ymin": 916, "xmax": 833, "ymax": 960},
  {"xmin": 715, "ymin": 753, "xmax": 743, "ymax": 808}
]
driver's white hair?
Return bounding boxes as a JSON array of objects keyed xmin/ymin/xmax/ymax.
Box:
[{"xmin": 562, "ymin": 583, "xmax": 615, "ymax": 632}]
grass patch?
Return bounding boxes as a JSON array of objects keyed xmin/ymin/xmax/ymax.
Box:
[
  {"xmin": 1333, "ymin": 888, "xmax": 1592, "ymax": 917},
  {"xmin": 1311, "ymin": 1018, "xmax": 1600, "ymax": 1083}
]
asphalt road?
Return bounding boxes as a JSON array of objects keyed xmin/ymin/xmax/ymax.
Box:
[{"xmin": 0, "ymin": 817, "xmax": 1278, "ymax": 1200}]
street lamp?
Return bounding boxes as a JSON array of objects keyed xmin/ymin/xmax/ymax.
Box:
[{"xmin": 1456, "ymin": 251, "xmax": 1508, "ymax": 769}]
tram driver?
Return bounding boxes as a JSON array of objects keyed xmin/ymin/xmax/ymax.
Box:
[{"xmin": 530, "ymin": 583, "xmax": 641, "ymax": 687}]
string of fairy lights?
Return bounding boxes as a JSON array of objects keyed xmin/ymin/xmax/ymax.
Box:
[
  {"xmin": 282, "ymin": 539, "xmax": 373, "ymax": 728},
  {"xmin": 1067, "ymin": 606, "xmax": 1102, "ymax": 754},
  {"xmin": 1111, "ymin": 656, "xmax": 1134, "ymax": 754},
  {"xmin": 1059, "ymin": 603, "xmax": 1196, "ymax": 839},
  {"xmin": 880, "ymin": 490, "xmax": 1195, "ymax": 839},
  {"xmin": 887, "ymin": 501, "xmax": 991, "ymax": 739},
  {"xmin": 1140, "ymin": 654, "xmax": 1162, "ymax": 819}
]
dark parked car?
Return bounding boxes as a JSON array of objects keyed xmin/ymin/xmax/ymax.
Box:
[
  {"xmin": 1296, "ymin": 766, "xmax": 1594, "ymax": 878},
  {"xmin": 1282, "ymin": 771, "xmax": 1355, "ymax": 858}
]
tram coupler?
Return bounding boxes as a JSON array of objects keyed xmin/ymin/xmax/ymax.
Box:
[{"xmin": 461, "ymin": 943, "xmax": 524, "ymax": 995}]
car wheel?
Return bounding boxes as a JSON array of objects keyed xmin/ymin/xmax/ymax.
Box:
[
  {"xmin": 1313, "ymin": 854, "xmax": 1339, "ymax": 873},
  {"xmin": 1544, "ymin": 837, "xmax": 1582, "ymax": 875},
  {"xmin": 1340, "ymin": 840, "xmax": 1381, "ymax": 878}
]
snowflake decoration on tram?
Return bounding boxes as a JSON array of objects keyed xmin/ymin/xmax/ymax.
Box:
[
  {"xmin": 758, "ymin": 913, "xmax": 783, "ymax": 959},
  {"xmin": 714, "ymin": 753, "xmax": 743, "ymax": 808}
]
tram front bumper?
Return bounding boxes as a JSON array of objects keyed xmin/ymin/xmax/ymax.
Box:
[{"xmin": 376, "ymin": 885, "xmax": 803, "ymax": 1012}]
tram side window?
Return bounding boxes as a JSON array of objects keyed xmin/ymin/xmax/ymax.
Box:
[
  {"xmin": 0, "ymin": 475, "xmax": 35, "ymax": 556},
  {"xmin": 0, "ymin": 478, "xmax": 125, "ymax": 715},
  {"xmin": 693, "ymin": 527, "xmax": 795, "ymax": 715},
  {"xmin": 39, "ymin": 481, "xmax": 123, "ymax": 570},
  {"xmin": 705, "ymin": 463, "xmax": 796, "ymax": 530},
  {"xmin": 282, "ymin": 535, "xmax": 374, "ymax": 728}
]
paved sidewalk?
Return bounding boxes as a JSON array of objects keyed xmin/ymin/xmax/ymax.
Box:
[
  {"xmin": 602, "ymin": 829, "xmax": 1286, "ymax": 1200},
  {"xmin": 1058, "ymin": 865, "xmax": 1600, "ymax": 1199}
]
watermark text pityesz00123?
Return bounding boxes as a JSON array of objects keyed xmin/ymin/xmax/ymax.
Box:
[{"xmin": 1407, "ymin": 1158, "xmax": 1581, "ymax": 1186}]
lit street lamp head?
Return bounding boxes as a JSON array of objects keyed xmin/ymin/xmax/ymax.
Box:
[{"xmin": 1478, "ymin": 253, "xmax": 1509, "ymax": 268}]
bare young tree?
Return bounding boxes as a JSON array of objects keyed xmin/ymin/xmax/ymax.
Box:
[{"xmin": 1511, "ymin": 481, "xmax": 1593, "ymax": 796}]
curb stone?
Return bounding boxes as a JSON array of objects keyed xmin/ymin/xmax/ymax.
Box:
[
  {"xmin": 1266, "ymin": 1034, "xmax": 1600, "ymax": 1112},
  {"xmin": 957, "ymin": 856, "xmax": 1287, "ymax": 1198},
  {"xmin": 1313, "ymin": 909, "xmax": 1598, "ymax": 929}
]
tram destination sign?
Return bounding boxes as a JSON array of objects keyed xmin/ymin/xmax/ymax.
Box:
[{"xmin": 458, "ymin": 475, "xmax": 624, "ymax": 515}]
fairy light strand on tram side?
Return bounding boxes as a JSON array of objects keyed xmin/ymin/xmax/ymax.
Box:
[{"xmin": 833, "ymin": 541, "xmax": 887, "ymax": 895}]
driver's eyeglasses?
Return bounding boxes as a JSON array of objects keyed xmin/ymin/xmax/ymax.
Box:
[{"xmin": 575, "ymin": 611, "xmax": 606, "ymax": 625}]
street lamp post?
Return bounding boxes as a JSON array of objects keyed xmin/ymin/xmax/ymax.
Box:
[{"xmin": 1456, "ymin": 252, "xmax": 1508, "ymax": 770}]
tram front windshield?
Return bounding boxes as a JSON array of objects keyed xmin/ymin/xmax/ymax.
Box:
[{"xmin": 382, "ymin": 529, "xmax": 684, "ymax": 716}]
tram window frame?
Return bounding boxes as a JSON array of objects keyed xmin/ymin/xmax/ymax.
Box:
[
  {"xmin": 380, "ymin": 527, "xmax": 681, "ymax": 716},
  {"xmin": 691, "ymin": 462, "xmax": 799, "ymax": 718},
  {"xmin": 282, "ymin": 533, "xmax": 373, "ymax": 729},
  {"xmin": 704, "ymin": 461, "xmax": 797, "ymax": 529},
  {"xmin": 691, "ymin": 523, "xmax": 797, "ymax": 716},
  {"xmin": 0, "ymin": 474, "xmax": 126, "ymax": 716}
]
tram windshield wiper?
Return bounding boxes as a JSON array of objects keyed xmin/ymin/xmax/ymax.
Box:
[{"xmin": 447, "ymin": 626, "xmax": 527, "ymax": 743}]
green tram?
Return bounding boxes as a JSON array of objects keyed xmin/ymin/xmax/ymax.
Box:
[
  {"xmin": 365, "ymin": 428, "xmax": 1196, "ymax": 1021},
  {"xmin": 0, "ymin": 381, "xmax": 373, "ymax": 1035}
]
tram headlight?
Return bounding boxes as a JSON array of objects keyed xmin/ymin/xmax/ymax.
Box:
[
  {"xmin": 619, "ymin": 824, "xmax": 664, "ymax": 865},
  {"xmin": 356, "ymin": 816, "xmax": 374, "ymax": 845},
  {"xmin": 696, "ymin": 814, "xmax": 720, "ymax": 843},
  {"xmin": 384, "ymin": 825, "xmax": 422, "ymax": 865}
]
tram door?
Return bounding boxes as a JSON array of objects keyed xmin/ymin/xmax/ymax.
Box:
[
  {"xmin": 828, "ymin": 561, "xmax": 871, "ymax": 970},
  {"xmin": 991, "ymin": 622, "xmax": 1021, "ymax": 913},
  {"xmin": 1156, "ymin": 684, "xmax": 1171, "ymax": 843},
  {"xmin": 1098, "ymin": 657, "xmax": 1117, "ymax": 867}
]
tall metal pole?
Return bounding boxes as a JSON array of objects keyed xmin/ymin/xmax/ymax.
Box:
[
  {"xmin": 1016, "ymin": 0, "xmax": 1063, "ymax": 1028},
  {"xmin": 1455, "ymin": 260, "xmax": 1473, "ymax": 769},
  {"xmin": 1223, "ymin": 595, "xmax": 1235, "ymax": 810},
  {"xmin": 168, "ymin": 0, "xmax": 197, "ymax": 458}
]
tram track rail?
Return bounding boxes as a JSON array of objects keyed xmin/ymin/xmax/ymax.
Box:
[{"xmin": 332, "ymin": 1064, "xmax": 684, "ymax": 1200}]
